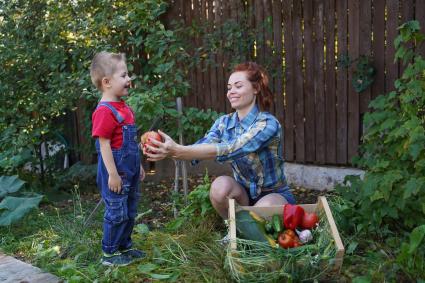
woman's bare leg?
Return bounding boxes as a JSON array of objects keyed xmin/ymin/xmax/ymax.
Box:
[
  {"xmin": 209, "ymin": 176, "xmax": 249, "ymax": 219},
  {"xmin": 254, "ymin": 193, "xmax": 288, "ymax": 206}
]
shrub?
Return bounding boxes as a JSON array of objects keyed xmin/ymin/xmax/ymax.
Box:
[{"xmin": 337, "ymin": 21, "xmax": 425, "ymax": 234}]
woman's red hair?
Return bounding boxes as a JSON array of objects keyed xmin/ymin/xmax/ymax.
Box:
[{"xmin": 232, "ymin": 62, "xmax": 273, "ymax": 111}]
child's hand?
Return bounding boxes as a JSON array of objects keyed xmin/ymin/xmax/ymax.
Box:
[
  {"xmin": 140, "ymin": 166, "xmax": 145, "ymax": 181},
  {"xmin": 108, "ymin": 172, "xmax": 122, "ymax": 193}
]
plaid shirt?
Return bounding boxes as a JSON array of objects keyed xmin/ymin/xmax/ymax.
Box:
[{"xmin": 192, "ymin": 104, "xmax": 287, "ymax": 199}]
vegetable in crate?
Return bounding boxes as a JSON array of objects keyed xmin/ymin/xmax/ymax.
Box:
[
  {"xmin": 278, "ymin": 229, "xmax": 302, "ymax": 249},
  {"xmin": 297, "ymin": 229, "xmax": 313, "ymax": 244},
  {"xmin": 301, "ymin": 212, "xmax": 319, "ymax": 229},
  {"xmin": 235, "ymin": 210, "xmax": 276, "ymax": 247},
  {"xmin": 272, "ymin": 214, "xmax": 283, "ymax": 233},
  {"xmin": 283, "ymin": 204, "xmax": 305, "ymax": 230}
]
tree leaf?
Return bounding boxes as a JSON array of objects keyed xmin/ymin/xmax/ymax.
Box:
[
  {"xmin": 408, "ymin": 225, "xmax": 425, "ymax": 254},
  {"xmin": 403, "ymin": 178, "xmax": 420, "ymax": 199},
  {"xmin": 0, "ymin": 195, "xmax": 43, "ymax": 226},
  {"xmin": 0, "ymin": 175, "xmax": 25, "ymax": 198}
]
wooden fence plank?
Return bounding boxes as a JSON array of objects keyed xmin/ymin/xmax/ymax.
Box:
[
  {"xmin": 188, "ymin": 0, "xmax": 198, "ymax": 109},
  {"xmin": 248, "ymin": 0, "xmax": 256, "ymax": 61},
  {"xmin": 214, "ymin": 0, "xmax": 225, "ymax": 113},
  {"xmin": 207, "ymin": 0, "xmax": 218, "ymax": 112},
  {"xmin": 348, "ymin": 0, "xmax": 360, "ymax": 162},
  {"xmin": 272, "ymin": 0, "xmax": 284, "ymax": 125},
  {"xmin": 386, "ymin": 0, "xmax": 399, "ymax": 92},
  {"xmin": 417, "ymin": 0, "xmax": 425, "ymax": 56},
  {"xmin": 336, "ymin": 0, "xmax": 348, "ymax": 164},
  {"xmin": 202, "ymin": 0, "xmax": 212, "ymax": 109},
  {"xmin": 293, "ymin": 0, "xmax": 304, "ymax": 162},
  {"xmin": 303, "ymin": 0, "xmax": 315, "ymax": 162},
  {"xmin": 255, "ymin": 0, "xmax": 265, "ymax": 64},
  {"xmin": 325, "ymin": 0, "xmax": 336, "ymax": 164},
  {"xmin": 359, "ymin": 0, "xmax": 371, "ymax": 115},
  {"xmin": 155, "ymin": 1, "xmax": 416, "ymax": 166},
  {"xmin": 205, "ymin": 0, "xmax": 212, "ymax": 109},
  {"xmin": 222, "ymin": 0, "xmax": 231, "ymax": 113},
  {"xmin": 372, "ymin": 0, "xmax": 386, "ymax": 99},
  {"xmin": 230, "ymin": 0, "xmax": 238, "ymax": 20},
  {"xmin": 263, "ymin": 0, "xmax": 274, "ymax": 113},
  {"xmin": 314, "ymin": 0, "xmax": 325, "ymax": 164},
  {"xmin": 400, "ymin": 0, "xmax": 414, "ymax": 75},
  {"xmin": 283, "ymin": 0, "xmax": 294, "ymax": 161}
]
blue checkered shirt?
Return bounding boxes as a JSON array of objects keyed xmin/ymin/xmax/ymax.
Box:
[{"xmin": 192, "ymin": 104, "xmax": 287, "ymax": 199}]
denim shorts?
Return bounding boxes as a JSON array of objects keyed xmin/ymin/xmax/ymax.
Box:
[{"xmin": 249, "ymin": 186, "xmax": 296, "ymax": 206}]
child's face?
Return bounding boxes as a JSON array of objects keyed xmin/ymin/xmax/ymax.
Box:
[{"xmin": 107, "ymin": 60, "xmax": 131, "ymax": 98}]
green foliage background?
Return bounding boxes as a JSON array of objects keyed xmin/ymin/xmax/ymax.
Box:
[
  {"xmin": 0, "ymin": 0, "xmax": 223, "ymax": 176},
  {"xmin": 336, "ymin": 21, "xmax": 425, "ymax": 280}
]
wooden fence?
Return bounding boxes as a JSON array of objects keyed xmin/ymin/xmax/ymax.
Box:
[{"xmin": 164, "ymin": 0, "xmax": 425, "ymax": 165}]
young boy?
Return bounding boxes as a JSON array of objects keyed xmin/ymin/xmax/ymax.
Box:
[{"xmin": 90, "ymin": 51, "xmax": 145, "ymax": 266}]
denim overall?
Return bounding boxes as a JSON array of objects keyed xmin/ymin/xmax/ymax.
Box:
[{"xmin": 95, "ymin": 102, "xmax": 141, "ymax": 254}]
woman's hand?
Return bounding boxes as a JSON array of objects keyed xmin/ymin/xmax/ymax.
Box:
[{"xmin": 143, "ymin": 130, "xmax": 178, "ymax": 161}]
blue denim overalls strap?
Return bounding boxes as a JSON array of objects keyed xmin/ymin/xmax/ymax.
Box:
[{"xmin": 95, "ymin": 101, "xmax": 141, "ymax": 254}]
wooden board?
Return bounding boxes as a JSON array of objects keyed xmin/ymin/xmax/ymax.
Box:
[
  {"xmin": 228, "ymin": 196, "xmax": 345, "ymax": 272},
  {"xmin": 336, "ymin": 0, "xmax": 348, "ymax": 164},
  {"xmin": 0, "ymin": 253, "xmax": 60, "ymax": 283},
  {"xmin": 314, "ymin": 0, "xmax": 326, "ymax": 164}
]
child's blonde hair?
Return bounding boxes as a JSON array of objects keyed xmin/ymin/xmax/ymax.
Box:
[{"xmin": 90, "ymin": 51, "xmax": 126, "ymax": 90}]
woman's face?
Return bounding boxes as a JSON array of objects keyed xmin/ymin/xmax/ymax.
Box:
[{"xmin": 227, "ymin": 71, "xmax": 257, "ymax": 111}]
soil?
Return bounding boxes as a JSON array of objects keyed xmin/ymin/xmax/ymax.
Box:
[
  {"xmin": 139, "ymin": 174, "xmax": 329, "ymax": 228},
  {"xmin": 51, "ymin": 175, "xmax": 330, "ymax": 229}
]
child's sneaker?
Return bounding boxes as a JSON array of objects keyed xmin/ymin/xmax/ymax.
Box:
[
  {"xmin": 101, "ymin": 252, "xmax": 133, "ymax": 266},
  {"xmin": 121, "ymin": 248, "xmax": 146, "ymax": 260}
]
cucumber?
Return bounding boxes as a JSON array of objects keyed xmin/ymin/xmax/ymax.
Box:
[
  {"xmin": 235, "ymin": 210, "xmax": 276, "ymax": 247},
  {"xmin": 272, "ymin": 214, "xmax": 283, "ymax": 233}
]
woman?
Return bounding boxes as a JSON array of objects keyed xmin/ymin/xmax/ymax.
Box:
[{"xmin": 144, "ymin": 62, "xmax": 295, "ymax": 219}]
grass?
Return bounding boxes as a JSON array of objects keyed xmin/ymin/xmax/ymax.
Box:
[
  {"xmin": 0, "ymin": 188, "xmax": 231, "ymax": 282},
  {"xmin": 0, "ymin": 186, "xmax": 415, "ymax": 282}
]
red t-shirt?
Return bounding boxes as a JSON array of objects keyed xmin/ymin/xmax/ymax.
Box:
[{"xmin": 92, "ymin": 101, "xmax": 136, "ymax": 149}]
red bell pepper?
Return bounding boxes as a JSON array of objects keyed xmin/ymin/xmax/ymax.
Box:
[{"xmin": 283, "ymin": 204, "xmax": 305, "ymax": 230}]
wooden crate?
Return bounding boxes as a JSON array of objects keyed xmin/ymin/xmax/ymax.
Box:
[{"xmin": 228, "ymin": 196, "xmax": 345, "ymax": 272}]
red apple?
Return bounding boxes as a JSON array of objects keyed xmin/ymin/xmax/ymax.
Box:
[{"xmin": 141, "ymin": 131, "xmax": 163, "ymax": 151}]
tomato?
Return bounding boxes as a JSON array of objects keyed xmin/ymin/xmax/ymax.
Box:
[
  {"xmin": 301, "ymin": 212, "xmax": 319, "ymax": 229},
  {"xmin": 283, "ymin": 229, "xmax": 296, "ymax": 238},
  {"xmin": 278, "ymin": 230, "xmax": 302, "ymax": 249},
  {"xmin": 278, "ymin": 233, "xmax": 293, "ymax": 249},
  {"xmin": 141, "ymin": 131, "xmax": 163, "ymax": 151}
]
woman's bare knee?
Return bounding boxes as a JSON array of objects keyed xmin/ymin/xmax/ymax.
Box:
[
  {"xmin": 210, "ymin": 176, "xmax": 249, "ymax": 206},
  {"xmin": 210, "ymin": 176, "xmax": 234, "ymax": 202}
]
